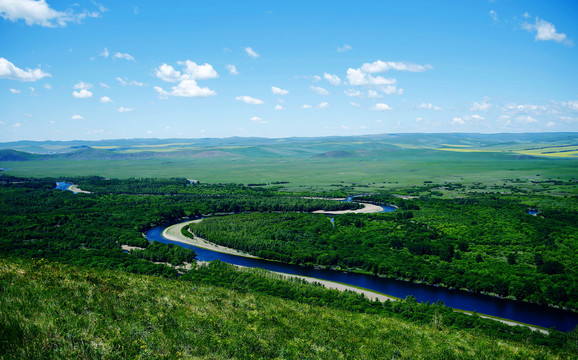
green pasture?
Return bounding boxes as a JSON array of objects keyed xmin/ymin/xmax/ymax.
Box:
[{"xmin": 2, "ymin": 148, "xmax": 577, "ymax": 191}]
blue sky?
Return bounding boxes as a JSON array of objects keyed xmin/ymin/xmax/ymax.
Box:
[{"xmin": 1, "ymin": 0, "xmax": 577, "ymax": 141}]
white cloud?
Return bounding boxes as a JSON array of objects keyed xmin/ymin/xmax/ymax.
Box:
[
  {"xmin": 155, "ymin": 61, "xmax": 218, "ymax": 82},
  {"xmin": 226, "ymin": 64, "xmax": 239, "ymax": 75},
  {"xmin": 250, "ymin": 116, "xmax": 267, "ymax": 124},
  {"xmin": 452, "ymin": 117, "xmax": 465, "ymax": 125},
  {"xmin": 236, "ymin": 95, "xmax": 264, "ymax": 105},
  {"xmin": 344, "ymin": 89, "xmax": 362, "ymax": 97},
  {"xmin": 546, "ymin": 121, "xmax": 556, "ymax": 127},
  {"xmin": 318, "ymin": 102, "xmax": 330, "ymax": 109},
  {"xmin": 117, "ymin": 107, "xmax": 134, "ymax": 112},
  {"xmin": 70, "ymin": 114, "xmax": 83, "ymax": 120},
  {"xmin": 274, "ymin": 104, "xmax": 284, "ymax": 110},
  {"xmin": 99, "ymin": 82, "xmax": 110, "ymax": 88},
  {"xmin": 12, "ymin": 122, "xmax": 21, "ymax": 128},
  {"xmin": 346, "ymin": 68, "xmax": 396, "ymax": 86},
  {"xmin": 72, "ymin": 89, "xmax": 92, "ymax": 98},
  {"xmin": 9, "ymin": 88, "xmax": 20, "ymax": 94},
  {"xmin": 371, "ymin": 103, "xmax": 393, "ymax": 111},
  {"xmin": 367, "ymin": 90, "xmax": 382, "ymax": 98},
  {"xmin": 244, "ymin": 47, "xmax": 260, "ymax": 58},
  {"xmin": 116, "ymin": 77, "xmax": 144, "ymax": 86},
  {"xmin": 323, "ymin": 73, "xmax": 342, "ymax": 86},
  {"xmin": 301, "ymin": 104, "xmax": 312, "ymax": 109},
  {"xmin": 0, "ymin": 0, "xmax": 106, "ymax": 27},
  {"xmin": 310, "ymin": 86, "xmax": 329, "ymax": 95},
  {"xmin": 559, "ymin": 100, "xmax": 578, "ymax": 111},
  {"xmin": 99, "ymin": 96, "xmax": 112, "ymax": 103},
  {"xmin": 43, "ymin": 83, "xmax": 51, "ymax": 89},
  {"xmin": 73, "ymin": 81, "xmax": 93, "ymax": 90},
  {"xmin": 337, "ymin": 44, "xmax": 352, "ymax": 52},
  {"xmin": 350, "ymin": 102, "xmax": 360, "ymax": 107},
  {"xmin": 470, "ymin": 98, "xmax": 492, "ymax": 111},
  {"xmin": 417, "ymin": 102, "xmax": 442, "ymax": 111},
  {"xmin": 503, "ymin": 102, "xmax": 548, "ymax": 114},
  {"xmin": 155, "ymin": 80, "xmax": 216, "ymax": 98},
  {"xmin": 489, "ymin": 10, "xmax": 498, "ymax": 22},
  {"xmin": 113, "ymin": 52, "xmax": 135, "ymax": 61},
  {"xmin": 100, "ymin": 48, "xmax": 109, "ymax": 58},
  {"xmin": 380, "ymin": 85, "xmax": 403, "ymax": 95},
  {"xmin": 522, "ymin": 17, "xmax": 572, "ymax": 45},
  {"xmin": 312, "ymin": 75, "xmax": 322, "ymax": 82},
  {"xmin": 360, "ymin": 60, "xmax": 433, "ymax": 73},
  {"xmin": 0, "ymin": 58, "xmax": 51, "ymax": 82},
  {"xmin": 271, "ymin": 86, "xmax": 289, "ymax": 95}
]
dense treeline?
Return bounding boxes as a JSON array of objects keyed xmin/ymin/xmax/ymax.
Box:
[
  {"xmin": 188, "ymin": 194, "xmax": 578, "ymax": 309},
  {"xmin": 0, "ymin": 175, "xmax": 357, "ymax": 276}
]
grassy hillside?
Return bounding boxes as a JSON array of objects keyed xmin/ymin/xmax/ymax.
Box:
[{"xmin": 1, "ymin": 257, "xmax": 575, "ymax": 360}]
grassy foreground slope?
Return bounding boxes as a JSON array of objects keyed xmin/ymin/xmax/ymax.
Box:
[{"xmin": 1, "ymin": 257, "xmax": 574, "ymax": 360}]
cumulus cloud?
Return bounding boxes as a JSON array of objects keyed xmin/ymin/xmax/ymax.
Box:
[
  {"xmin": 73, "ymin": 81, "xmax": 92, "ymax": 90},
  {"xmin": 113, "ymin": 52, "xmax": 135, "ymax": 61},
  {"xmin": 360, "ymin": 60, "xmax": 433, "ymax": 73},
  {"xmin": 546, "ymin": 121, "xmax": 556, "ymax": 127},
  {"xmin": 117, "ymin": 107, "xmax": 134, "ymax": 112},
  {"xmin": 371, "ymin": 103, "xmax": 393, "ymax": 111},
  {"xmin": 470, "ymin": 98, "xmax": 492, "ymax": 112},
  {"xmin": 72, "ymin": 89, "xmax": 92, "ymax": 98},
  {"xmin": 522, "ymin": 17, "xmax": 573, "ymax": 46},
  {"xmin": 344, "ymin": 89, "xmax": 362, "ymax": 97},
  {"xmin": 9, "ymin": 88, "xmax": 20, "ymax": 94},
  {"xmin": 155, "ymin": 61, "xmax": 218, "ymax": 83},
  {"xmin": 417, "ymin": 102, "xmax": 442, "ymax": 111},
  {"xmin": 367, "ymin": 90, "xmax": 381, "ymax": 98},
  {"xmin": 346, "ymin": 68, "xmax": 396, "ymax": 86},
  {"xmin": 70, "ymin": 114, "xmax": 83, "ymax": 120},
  {"xmin": 99, "ymin": 96, "xmax": 112, "ymax": 103},
  {"xmin": 310, "ymin": 86, "xmax": 329, "ymax": 95},
  {"xmin": 350, "ymin": 102, "xmax": 360, "ymax": 107},
  {"xmin": 155, "ymin": 80, "xmax": 216, "ymax": 98},
  {"xmin": 274, "ymin": 104, "xmax": 284, "ymax": 110},
  {"xmin": 236, "ymin": 95, "xmax": 264, "ymax": 105},
  {"xmin": 301, "ymin": 104, "xmax": 312, "ymax": 109},
  {"xmin": 452, "ymin": 117, "xmax": 465, "ymax": 125},
  {"xmin": 245, "ymin": 47, "xmax": 260, "ymax": 58},
  {"xmin": 324, "ymin": 73, "xmax": 342, "ymax": 86},
  {"xmin": 100, "ymin": 48, "xmax": 109, "ymax": 58},
  {"xmin": 0, "ymin": 58, "xmax": 51, "ymax": 81},
  {"xmin": 0, "ymin": 0, "xmax": 106, "ymax": 27},
  {"xmin": 318, "ymin": 102, "xmax": 330, "ymax": 109},
  {"xmin": 271, "ymin": 86, "xmax": 289, "ymax": 95},
  {"xmin": 226, "ymin": 64, "xmax": 239, "ymax": 75},
  {"xmin": 502, "ymin": 102, "xmax": 548, "ymax": 114},
  {"xmin": 337, "ymin": 44, "xmax": 352, "ymax": 53}
]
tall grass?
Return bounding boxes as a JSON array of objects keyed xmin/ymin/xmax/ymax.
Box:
[{"xmin": 1, "ymin": 257, "xmax": 573, "ymax": 359}]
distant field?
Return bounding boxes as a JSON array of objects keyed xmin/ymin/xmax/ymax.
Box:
[{"xmin": 2, "ymin": 133, "xmax": 578, "ymax": 189}]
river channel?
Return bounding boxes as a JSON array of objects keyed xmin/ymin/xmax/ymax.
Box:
[{"xmin": 146, "ymin": 218, "xmax": 578, "ymax": 332}]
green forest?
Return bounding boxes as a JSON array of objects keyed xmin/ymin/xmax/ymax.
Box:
[
  {"xmin": 1, "ymin": 174, "xmax": 577, "ymax": 358},
  {"xmin": 188, "ymin": 191, "xmax": 578, "ymax": 309}
]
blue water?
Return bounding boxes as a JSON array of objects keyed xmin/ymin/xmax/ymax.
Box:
[
  {"xmin": 54, "ymin": 182, "xmax": 73, "ymax": 191},
  {"xmin": 146, "ymin": 222, "xmax": 578, "ymax": 332},
  {"xmin": 528, "ymin": 209, "xmax": 540, "ymax": 215}
]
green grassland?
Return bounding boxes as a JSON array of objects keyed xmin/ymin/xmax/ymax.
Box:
[
  {"xmin": 2, "ymin": 134, "xmax": 578, "ymax": 192},
  {"xmin": 2, "ymin": 257, "xmax": 575, "ymax": 360}
]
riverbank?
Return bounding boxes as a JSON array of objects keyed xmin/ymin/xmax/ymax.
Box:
[
  {"xmin": 162, "ymin": 220, "xmax": 259, "ymax": 259},
  {"xmin": 312, "ymin": 202, "xmax": 384, "ymax": 214}
]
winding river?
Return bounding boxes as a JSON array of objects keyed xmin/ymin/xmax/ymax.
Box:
[{"xmin": 145, "ymin": 202, "xmax": 578, "ymax": 332}]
